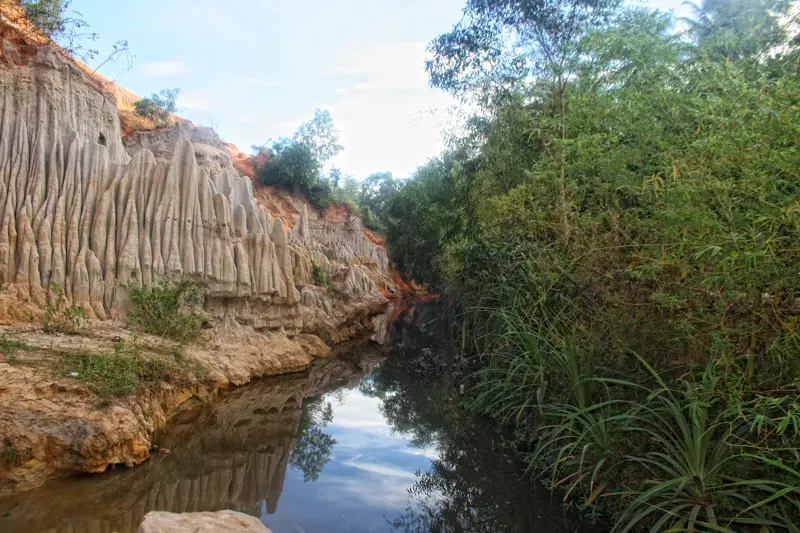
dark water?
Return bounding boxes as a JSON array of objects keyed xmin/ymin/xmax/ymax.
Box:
[{"xmin": 0, "ymin": 311, "xmax": 595, "ymax": 533}]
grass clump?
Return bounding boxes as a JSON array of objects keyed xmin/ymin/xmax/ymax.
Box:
[
  {"xmin": 57, "ymin": 338, "xmax": 179, "ymax": 397},
  {"xmin": 43, "ymin": 283, "xmax": 86, "ymax": 334},
  {"xmin": 311, "ymin": 263, "xmax": 332, "ymax": 288},
  {"xmin": 127, "ymin": 281, "xmax": 203, "ymax": 343},
  {"xmin": 0, "ymin": 333, "xmax": 26, "ymax": 363},
  {"xmin": 2, "ymin": 438, "xmax": 18, "ymax": 466}
]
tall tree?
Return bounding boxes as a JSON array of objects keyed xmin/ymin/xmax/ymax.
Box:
[{"xmin": 428, "ymin": 0, "xmax": 621, "ymax": 240}]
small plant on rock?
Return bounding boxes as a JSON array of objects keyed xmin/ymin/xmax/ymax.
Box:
[
  {"xmin": 133, "ymin": 88, "xmax": 180, "ymax": 127},
  {"xmin": 0, "ymin": 333, "xmax": 26, "ymax": 363},
  {"xmin": 3, "ymin": 438, "xmax": 18, "ymax": 466},
  {"xmin": 127, "ymin": 281, "xmax": 203, "ymax": 343},
  {"xmin": 311, "ymin": 263, "xmax": 332, "ymax": 288},
  {"xmin": 43, "ymin": 283, "xmax": 86, "ymax": 334}
]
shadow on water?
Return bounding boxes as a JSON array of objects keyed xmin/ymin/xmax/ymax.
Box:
[
  {"xmin": 0, "ymin": 305, "xmax": 598, "ymax": 533},
  {"xmin": 365, "ymin": 302, "xmax": 599, "ymax": 533}
]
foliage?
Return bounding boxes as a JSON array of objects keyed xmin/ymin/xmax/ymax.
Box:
[
  {"xmin": 126, "ymin": 281, "xmax": 203, "ymax": 343},
  {"xmin": 311, "ymin": 263, "xmax": 332, "ymax": 288},
  {"xmin": 19, "ymin": 0, "xmax": 98, "ymax": 60},
  {"xmin": 357, "ymin": 172, "xmax": 400, "ymax": 231},
  {"xmin": 0, "ymin": 333, "xmax": 26, "ymax": 363},
  {"xmin": 43, "ymin": 283, "xmax": 86, "ymax": 334},
  {"xmin": 386, "ymin": 0, "xmax": 800, "ymax": 529},
  {"xmin": 2, "ymin": 438, "xmax": 17, "ymax": 466},
  {"xmin": 290, "ymin": 396, "xmax": 336, "ymax": 482},
  {"xmin": 57, "ymin": 339, "xmax": 180, "ymax": 397},
  {"xmin": 133, "ymin": 88, "xmax": 180, "ymax": 127},
  {"xmin": 255, "ymin": 109, "xmax": 342, "ymax": 211}
]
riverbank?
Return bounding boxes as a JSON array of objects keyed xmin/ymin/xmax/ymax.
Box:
[
  {"xmin": 0, "ymin": 341, "xmax": 386, "ymax": 532},
  {"xmin": 0, "ymin": 317, "xmax": 335, "ymax": 498}
]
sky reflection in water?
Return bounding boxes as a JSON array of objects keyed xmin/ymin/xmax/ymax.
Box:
[{"xmin": 265, "ymin": 387, "xmax": 434, "ymax": 533}]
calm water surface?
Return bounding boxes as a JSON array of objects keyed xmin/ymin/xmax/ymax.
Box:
[{"xmin": 0, "ymin": 323, "xmax": 596, "ymax": 533}]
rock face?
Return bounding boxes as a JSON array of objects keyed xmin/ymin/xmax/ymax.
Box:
[
  {"xmin": 0, "ymin": 12, "xmax": 393, "ymax": 340},
  {"xmin": 0, "ymin": 7, "xmax": 396, "ymax": 499},
  {"xmin": 138, "ymin": 511, "xmax": 271, "ymax": 533}
]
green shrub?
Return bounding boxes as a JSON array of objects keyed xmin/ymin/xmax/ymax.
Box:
[
  {"xmin": 126, "ymin": 281, "xmax": 203, "ymax": 343},
  {"xmin": 58, "ymin": 339, "xmax": 177, "ymax": 397},
  {"xmin": 20, "ymin": 0, "xmax": 98, "ymax": 60},
  {"xmin": 0, "ymin": 333, "xmax": 26, "ymax": 363},
  {"xmin": 2, "ymin": 438, "xmax": 17, "ymax": 466},
  {"xmin": 254, "ymin": 109, "xmax": 341, "ymax": 211},
  {"xmin": 133, "ymin": 88, "xmax": 180, "ymax": 127},
  {"xmin": 43, "ymin": 283, "xmax": 86, "ymax": 334},
  {"xmin": 311, "ymin": 263, "xmax": 332, "ymax": 288}
]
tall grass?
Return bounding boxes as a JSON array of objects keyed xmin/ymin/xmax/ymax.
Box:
[{"xmin": 465, "ymin": 307, "xmax": 800, "ymax": 532}]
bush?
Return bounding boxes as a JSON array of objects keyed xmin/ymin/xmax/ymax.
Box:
[
  {"xmin": 133, "ymin": 88, "xmax": 180, "ymax": 127},
  {"xmin": 254, "ymin": 109, "xmax": 341, "ymax": 211},
  {"xmin": 43, "ymin": 283, "xmax": 86, "ymax": 334},
  {"xmin": 58, "ymin": 339, "xmax": 178, "ymax": 397},
  {"xmin": 0, "ymin": 333, "xmax": 26, "ymax": 363},
  {"xmin": 20, "ymin": 0, "xmax": 98, "ymax": 60},
  {"xmin": 126, "ymin": 281, "xmax": 203, "ymax": 343},
  {"xmin": 311, "ymin": 263, "xmax": 332, "ymax": 288}
]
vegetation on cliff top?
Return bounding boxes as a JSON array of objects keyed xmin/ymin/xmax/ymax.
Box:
[{"xmin": 382, "ymin": 0, "xmax": 800, "ymax": 530}]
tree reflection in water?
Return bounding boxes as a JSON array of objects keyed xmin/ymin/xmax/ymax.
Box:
[
  {"xmin": 363, "ymin": 305, "xmax": 596, "ymax": 533},
  {"xmin": 290, "ymin": 396, "xmax": 336, "ymax": 482}
]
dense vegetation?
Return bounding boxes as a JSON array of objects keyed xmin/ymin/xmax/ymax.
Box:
[
  {"xmin": 254, "ymin": 109, "xmax": 401, "ymax": 226},
  {"xmin": 384, "ymin": 0, "xmax": 800, "ymax": 530}
]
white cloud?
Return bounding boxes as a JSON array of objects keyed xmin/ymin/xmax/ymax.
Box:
[
  {"xmin": 140, "ymin": 60, "xmax": 190, "ymax": 76},
  {"xmin": 234, "ymin": 77, "xmax": 283, "ymax": 88},
  {"xmin": 342, "ymin": 457, "xmax": 418, "ymax": 480},
  {"xmin": 324, "ymin": 40, "xmax": 455, "ymax": 178},
  {"xmin": 177, "ymin": 88, "xmax": 216, "ymax": 111},
  {"xmin": 314, "ymin": 473, "xmax": 417, "ymax": 509}
]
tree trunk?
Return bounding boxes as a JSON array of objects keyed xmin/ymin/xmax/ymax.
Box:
[{"xmin": 557, "ymin": 77, "xmax": 570, "ymax": 242}]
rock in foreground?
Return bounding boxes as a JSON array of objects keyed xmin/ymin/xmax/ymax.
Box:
[{"xmin": 138, "ymin": 510, "xmax": 271, "ymax": 532}]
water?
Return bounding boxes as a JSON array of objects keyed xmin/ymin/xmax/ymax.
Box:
[{"xmin": 0, "ymin": 317, "xmax": 596, "ymax": 533}]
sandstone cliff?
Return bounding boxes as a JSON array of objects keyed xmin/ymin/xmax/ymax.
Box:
[{"xmin": 0, "ymin": 4, "xmax": 395, "ymax": 498}]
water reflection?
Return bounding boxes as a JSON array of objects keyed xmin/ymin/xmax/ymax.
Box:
[
  {"xmin": 364, "ymin": 304, "xmax": 597, "ymax": 533},
  {"xmin": 0, "ymin": 343, "xmax": 385, "ymax": 533},
  {"xmin": 0, "ymin": 310, "xmax": 595, "ymax": 533}
]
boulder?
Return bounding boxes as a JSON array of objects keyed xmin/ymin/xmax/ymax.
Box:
[{"xmin": 137, "ymin": 510, "xmax": 271, "ymax": 533}]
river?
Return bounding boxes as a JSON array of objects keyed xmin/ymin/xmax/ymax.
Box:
[{"xmin": 0, "ymin": 306, "xmax": 596, "ymax": 533}]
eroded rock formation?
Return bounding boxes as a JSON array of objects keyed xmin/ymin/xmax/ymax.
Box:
[
  {"xmin": 0, "ymin": 9, "xmax": 393, "ymax": 340},
  {"xmin": 0, "ymin": 5, "xmax": 396, "ymax": 500}
]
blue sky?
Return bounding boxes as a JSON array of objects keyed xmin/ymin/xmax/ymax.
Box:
[{"xmin": 72, "ymin": 0, "xmax": 687, "ymax": 180}]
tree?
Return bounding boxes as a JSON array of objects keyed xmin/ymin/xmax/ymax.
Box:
[
  {"xmin": 19, "ymin": 0, "xmax": 98, "ymax": 60},
  {"xmin": 682, "ymin": 0, "xmax": 793, "ymax": 61},
  {"xmin": 294, "ymin": 109, "xmax": 343, "ymax": 164},
  {"xmin": 133, "ymin": 88, "xmax": 180, "ymax": 127},
  {"xmin": 428, "ymin": 0, "xmax": 621, "ymax": 240},
  {"xmin": 255, "ymin": 109, "xmax": 342, "ymax": 211},
  {"xmin": 358, "ymin": 172, "xmax": 400, "ymax": 230}
]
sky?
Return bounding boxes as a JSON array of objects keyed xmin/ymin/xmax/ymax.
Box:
[{"xmin": 71, "ymin": 0, "xmax": 689, "ymax": 180}]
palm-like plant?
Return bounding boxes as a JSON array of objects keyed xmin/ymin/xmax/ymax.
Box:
[{"xmin": 613, "ymin": 360, "xmax": 796, "ymax": 532}]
